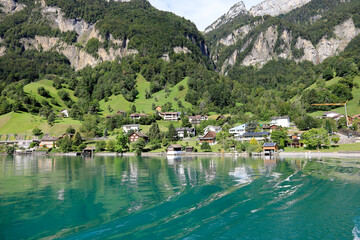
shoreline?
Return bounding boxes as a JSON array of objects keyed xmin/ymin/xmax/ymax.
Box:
[{"xmin": 37, "ymin": 151, "xmax": 360, "ymax": 159}]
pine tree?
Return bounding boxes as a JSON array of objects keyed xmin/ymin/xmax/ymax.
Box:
[
  {"xmin": 149, "ymin": 122, "xmax": 161, "ymax": 141},
  {"xmin": 167, "ymin": 123, "xmax": 177, "ymax": 141}
]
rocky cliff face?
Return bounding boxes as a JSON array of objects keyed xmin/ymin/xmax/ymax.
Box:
[
  {"xmin": 249, "ymin": 0, "xmax": 311, "ymax": 17},
  {"xmin": 219, "ymin": 18, "xmax": 360, "ymax": 72},
  {"xmin": 16, "ymin": 4, "xmax": 139, "ymax": 70},
  {"xmin": 205, "ymin": 1, "xmax": 247, "ymax": 33},
  {"xmin": 0, "ymin": 0, "xmax": 25, "ymax": 15},
  {"xmin": 205, "ymin": 0, "xmax": 313, "ymax": 34}
]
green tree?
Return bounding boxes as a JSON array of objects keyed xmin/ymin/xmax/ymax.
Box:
[
  {"xmin": 271, "ymin": 129, "xmax": 289, "ymax": 149},
  {"xmin": 201, "ymin": 142, "xmax": 212, "ymax": 152},
  {"xmin": 6, "ymin": 146, "xmax": 15, "ymax": 155},
  {"xmin": 107, "ymin": 140, "xmax": 116, "ymax": 152},
  {"xmin": 323, "ymin": 66, "xmax": 333, "ymax": 80},
  {"xmin": 301, "ymin": 128, "xmax": 330, "ymax": 149},
  {"xmin": 166, "ymin": 123, "xmax": 177, "ymax": 141},
  {"xmin": 182, "ymin": 116, "xmax": 191, "ymax": 127},
  {"xmin": 47, "ymin": 112, "xmax": 56, "ymax": 126},
  {"xmin": 115, "ymin": 131, "xmax": 130, "ymax": 153},
  {"xmin": 72, "ymin": 132, "xmax": 83, "ymax": 146},
  {"xmin": 149, "ymin": 122, "xmax": 161, "ymax": 141},
  {"xmin": 96, "ymin": 141, "xmax": 106, "ymax": 152},
  {"xmin": 58, "ymin": 136, "xmax": 72, "ymax": 152},
  {"xmin": 133, "ymin": 138, "xmax": 146, "ymax": 155},
  {"xmin": 32, "ymin": 127, "xmax": 43, "ymax": 136},
  {"xmin": 66, "ymin": 126, "xmax": 76, "ymax": 134}
]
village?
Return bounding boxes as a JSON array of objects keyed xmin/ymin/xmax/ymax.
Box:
[{"xmin": 1, "ymin": 107, "xmax": 360, "ymax": 156}]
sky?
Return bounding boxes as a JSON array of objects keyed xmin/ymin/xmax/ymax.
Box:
[{"xmin": 148, "ymin": 0, "xmax": 264, "ymax": 31}]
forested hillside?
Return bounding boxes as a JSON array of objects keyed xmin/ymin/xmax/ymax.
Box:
[{"xmin": 0, "ymin": 0, "xmax": 360, "ymax": 132}]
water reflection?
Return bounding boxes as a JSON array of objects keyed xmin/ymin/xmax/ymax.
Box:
[{"xmin": 0, "ymin": 156, "xmax": 360, "ymax": 240}]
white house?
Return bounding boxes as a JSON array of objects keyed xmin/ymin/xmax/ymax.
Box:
[
  {"xmin": 188, "ymin": 115, "xmax": 208, "ymax": 124},
  {"xmin": 203, "ymin": 125, "xmax": 222, "ymax": 134},
  {"xmin": 229, "ymin": 124, "xmax": 248, "ymax": 135},
  {"xmin": 175, "ymin": 127, "xmax": 195, "ymax": 138},
  {"xmin": 323, "ymin": 111, "xmax": 340, "ymax": 119},
  {"xmin": 122, "ymin": 124, "xmax": 140, "ymax": 133},
  {"xmin": 160, "ymin": 112, "xmax": 180, "ymax": 121},
  {"xmin": 61, "ymin": 109, "xmax": 69, "ymax": 118},
  {"xmin": 270, "ymin": 116, "xmax": 290, "ymax": 128}
]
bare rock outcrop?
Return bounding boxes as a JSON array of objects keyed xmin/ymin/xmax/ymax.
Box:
[
  {"xmin": 249, "ymin": 0, "xmax": 311, "ymax": 17},
  {"xmin": 242, "ymin": 26, "xmax": 278, "ymax": 66},
  {"xmin": 21, "ymin": 36, "xmax": 138, "ymax": 70},
  {"xmin": 296, "ymin": 18, "xmax": 360, "ymax": 64},
  {"xmin": 205, "ymin": 1, "xmax": 247, "ymax": 33},
  {"xmin": 0, "ymin": 0, "xmax": 25, "ymax": 14}
]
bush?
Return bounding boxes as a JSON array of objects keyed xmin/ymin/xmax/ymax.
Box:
[
  {"xmin": 6, "ymin": 146, "xmax": 14, "ymax": 155},
  {"xmin": 32, "ymin": 127, "xmax": 43, "ymax": 136},
  {"xmin": 201, "ymin": 142, "xmax": 212, "ymax": 152},
  {"xmin": 37, "ymin": 87, "xmax": 50, "ymax": 98},
  {"xmin": 96, "ymin": 141, "xmax": 106, "ymax": 152}
]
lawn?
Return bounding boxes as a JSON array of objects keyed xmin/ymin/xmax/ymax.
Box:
[
  {"xmin": 284, "ymin": 143, "xmax": 360, "ymax": 152},
  {"xmin": 99, "ymin": 75, "xmax": 193, "ymax": 115},
  {"xmin": 0, "ymin": 112, "xmax": 82, "ymax": 135},
  {"xmin": 23, "ymin": 79, "xmax": 77, "ymax": 112},
  {"xmin": 303, "ymin": 76, "xmax": 360, "ymax": 117}
]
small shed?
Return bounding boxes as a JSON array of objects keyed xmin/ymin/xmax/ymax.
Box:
[
  {"xmin": 185, "ymin": 146, "xmax": 194, "ymax": 152},
  {"xmin": 167, "ymin": 144, "xmax": 183, "ymax": 155},
  {"xmin": 82, "ymin": 147, "xmax": 95, "ymax": 156},
  {"xmin": 263, "ymin": 143, "xmax": 279, "ymax": 155}
]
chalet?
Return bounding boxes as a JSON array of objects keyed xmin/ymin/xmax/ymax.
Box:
[
  {"xmin": 199, "ymin": 131, "xmax": 217, "ymax": 145},
  {"xmin": 287, "ymin": 134, "xmax": 304, "ymax": 148},
  {"xmin": 263, "ymin": 143, "xmax": 279, "ymax": 155},
  {"xmin": 236, "ymin": 132, "xmax": 270, "ymax": 142},
  {"xmin": 167, "ymin": 144, "xmax": 183, "ymax": 155},
  {"xmin": 229, "ymin": 124, "xmax": 248, "ymax": 135},
  {"xmin": 203, "ymin": 125, "xmax": 222, "ymax": 134},
  {"xmin": 270, "ymin": 116, "xmax": 290, "ymax": 128},
  {"xmin": 262, "ymin": 124, "xmax": 278, "ymax": 132},
  {"xmin": 122, "ymin": 124, "xmax": 140, "ymax": 133},
  {"xmin": 175, "ymin": 127, "xmax": 195, "ymax": 138},
  {"xmin": 216, "ymin": 115, "xmax": 226, "ymax": 121},
  {"xmin": 40, "ymin": 136, "xmax": 59, "ymax": 148},
  {"xmin": 117, "ymin": 110, "xmax": 127, "ymax": 116},
  {"xmin": 188, "ymin": 115, "xmax": 208, "ymax": 124},
  {"xmin": 106, "ymin": 115, "xmax": 114, "ymax": 118},
  {"xmin": 129, "ymin": 132, "xmax": 149, "ymax": 143},
  {"xmin": 60, "ymin": 109, "xmax": 69, "ymax": 118},
  {"xmin": 130, "ymin": 113, "xmax": 148, "ymax": 119},
  {"xmin": 160, "ymin": 112, "xmax": 180, "ymax": 121}
]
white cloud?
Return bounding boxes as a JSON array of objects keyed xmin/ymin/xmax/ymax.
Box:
[{"xmin": 148, "ymin": 0, "xmax": 264, "ymax": 31}]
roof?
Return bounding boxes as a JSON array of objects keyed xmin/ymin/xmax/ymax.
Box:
[
  {"xmin": 130, "ymin": 132, "xmax": 148, "ymax": 138},
  {"xmin": 123, "ymin": 124, "xmax": 140, "ymax": 127},
  {"xmin": 271, "ymin": 116, "xmax": 290, "ymax": 120},
  {"xmin": 175, "ymin": 127, "xmax": 194, "ymax": 131},
  {"xmin": 263, "ymin": 143, "xmax": 277, "ymax": 147},
  {"xmin": 200, "ymin": 131, "xmax": 216, "ymax": 140},
  {"xmin": 205, "ymin": 125, "xmax": 222, "ymax": 130},
  {"xmin": 41, "ymin": 136, "xmax": 59, "ymax": 141},
  {"xmin": 324, "ymin": 111, "xmax": 338, "ymax": 114},
  {"xmin": 230, "ymin": 124, "xmax": 247, "ymax": 130},
  {"xmin": 161, "ymin": 112, "xmax": 179, "ymax": 115},
  {"xmin": 242, "ymin": 132, "xmax": 270, "ymax": 137},
  {"xmin": 130, "ymin": 113, "xmax": 148, "ymax": 117},
  {"xmin": 168, "ymin": 144, "xmax": 182, "ymax": 148}
]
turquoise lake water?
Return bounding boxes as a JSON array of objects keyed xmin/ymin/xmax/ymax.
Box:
[{"xmin": 0, "ymin": 155, "xmax": 360, "ymax": 239}]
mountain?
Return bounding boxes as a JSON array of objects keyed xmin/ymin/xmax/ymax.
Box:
[{"xmin": 205, "ymin": 0, "xmax": 360, "ymax": 73}]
